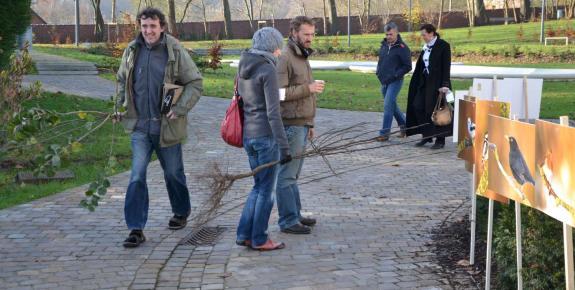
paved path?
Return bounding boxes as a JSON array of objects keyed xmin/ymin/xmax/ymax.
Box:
[
  {"xmin": 23, "ymin": 51, "xmax": 115, "ymax": 100},
  {"xmin": 1, "ymin": 54, "xmax": 476, "ymax": 289}
]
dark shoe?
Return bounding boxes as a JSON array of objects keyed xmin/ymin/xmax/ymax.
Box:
[
  {"xmin": 415, "ymin": 138, "xmax": 432, "ymax": 147},
  {"xmin": 281, "ymin": 223, "xmax": 311, "ymax": 234},
  {"xmin": 236, "ymin": 240, "xmax": 251, "ymax": 247},
  {"xmin": 300, "ymin": 216, "xmax": 317, "ymax": 227},
  {"xmin": 398, "ymin": 130, "xmax": 407, "ymax": 138},
  {"xmin": 431, "ymin": 141, "xmax": 445, "ymax": 150},
  {"xmin": 168, "ymin": 215, "xmax": 187, "ymax": 230},
  {"xmin": 375, "ymin": 135, "xmax": 389, "ymax": 142},
  {"xmin": 123, "ymin": 230, "xmax": 146, "ymax": 248}
]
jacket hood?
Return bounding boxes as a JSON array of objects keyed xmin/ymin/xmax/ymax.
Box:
[{"xmin": 238, "ymin": 50, "xmax": 272, "ymax": 79}]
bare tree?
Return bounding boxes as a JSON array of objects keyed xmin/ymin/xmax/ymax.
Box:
[
  {"xmin": 166, "ymin": 0, "xmax": 178, "ymax": 36},
  {"xmin": 521, "ymin": 0, "xmax": 532, "ymax": 21},
  {"xmin": 328, "ymin": 0, "xmax": 338, "ymax": 35},
  {"xmin": 466, "ymin": 0, "xmax": 475, "ymax": 27},
  {"xmin": 322, "ymin": 0, "xmax": 329, "ymax": 35},
  {"xmin": 223, "ymin": 0, "xmax": 233, "ymax": 39},
  {"xmin": 257, "ymin": 0, "xmax": 265, "ymax": 20},
  {"xmin": 243, "ymin": 0, "xmax": 255, "ymax": 33},
  {"xmin": 567, "ymin": 0, "xmax": 575, "ymax": 18},
  {"xmin": 89, "ymin": 0, "xmax": 105, "ymax": 41},
  {"xmin": 438, "ymin": 0, "xmax": 445, "ymax": 29},
  {"xmin": 475, "ymin": 0, "xmax": 489, "ymax": 25}
]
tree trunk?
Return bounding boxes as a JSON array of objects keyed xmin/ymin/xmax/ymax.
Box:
[
  {"xmin": 475, "ymin": 0, "xmax": 489, "ymax": 25},
  {"xmin": 90, "ymin": 0, "xmax": 105, "ymax": 42},
  {"xmin": 511, "ymin": 0, "xmax": 519, "ymax": 23},
  {"xmin": 328, "ymin": 0, "xmax": 338, "ymax": 35},
  {"xmin": 167, "ymin": 0, "xmax": 178, "ymax": 37},
  {"xmin": 243, "ymin": 0, "xmax": 255, "ymax": 33},
  {"xmin": 467, "ymin": 0, "xmax": 475, "ymax": 27},
  {"xmin": 322, "ymin": 0, "xmax": 329, "ymax": 35},
  {"xmin": 504, "ymin": 0, "xmax": 509, "ymax": 24},
  {"xmin": 438, "ymin": 0, "xmax": 445, "ymax": 29},
  {"xmin": 569, "ymin": 0, "xmax": 575, "ymax": 19},
  {"xmin": 201, "ymin": 0, "xmax": 208, "ymax": 39},
  {"xmin": 258, "ymin": 0, "xmax": 264, "ymax": 20},
  {"xmin": 112, "ymin": 0, "xmax": 117, "ymax": 23},
  {"xmin": 366, "ymin": 0, "xmax": 371, "ymax": 32},
  {"xmin": 223, "ymin": 0, "xmax": 233, "ymax": 39},
  {"xmin": 521, "ymin": 0, "xmax": 532, "ymax": 21}
]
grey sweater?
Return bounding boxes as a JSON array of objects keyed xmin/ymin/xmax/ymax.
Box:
[
  {"xmin": 238, "ymin": 50, "xmax": 289, "ymax": 158},
  {"xmin": 133, "ymin": 33, "xmax": 168, "ymax": 135}
]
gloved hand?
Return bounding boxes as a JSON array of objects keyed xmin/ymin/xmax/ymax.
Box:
[{"xmin": 280, "ymin": 154, "xmax": 292, "ymax": 165}]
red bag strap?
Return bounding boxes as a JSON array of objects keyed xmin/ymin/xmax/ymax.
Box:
[{"xmin": 234, "ymin": 75, "xmax": 239, "ymax": 97}]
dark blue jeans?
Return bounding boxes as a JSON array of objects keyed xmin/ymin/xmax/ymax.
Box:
[
  {"xmin": 276, "ymin": 126, "xmax": 308, "ymax": 230},
  {"xmin": 237, "ymin": 136, "xmax": 279, "ymax": 247},
  {"xmin": 379, "ymin": 79, "xmax": 406, "ymax": 136},
  {"xmin": 124, "ymin": 131, "xmax": 191, "ymax": 230}
]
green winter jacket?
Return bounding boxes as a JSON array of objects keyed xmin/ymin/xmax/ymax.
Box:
[{"xmin": 116, "ymin": 33, "xmax": 203, "ymax": 147}]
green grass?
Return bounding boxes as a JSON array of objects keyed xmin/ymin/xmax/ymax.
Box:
[
  {"xmin": 0, "ymin": 92, "xmax": 131, "ymax": 210},
  {"xmin": 182, "ymin": 20, "xmax": 575, "ymax": 49},
  {"xmin": 198, "ymin": 65, "xmax": 572, "ymax": 119},
  {"xmin": 34, "ymin": 45, "xmax": 120, "ymax": 72}
]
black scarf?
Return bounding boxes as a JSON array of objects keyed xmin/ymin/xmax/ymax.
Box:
[{"xmin": 290, "ymin": 37, "xmax": 313, "ymax": 58}]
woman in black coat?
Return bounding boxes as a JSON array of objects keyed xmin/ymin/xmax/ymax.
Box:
[{"xmin": 406, "ymin": 24, "xmax": 452, "ymax": 149}]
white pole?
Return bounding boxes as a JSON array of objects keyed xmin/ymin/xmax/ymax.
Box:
[
  {"xmin": 486, "ymin": 199, "xmax": 494, "ymax": 290},
  {"xmin": 470, "ymin": 167, "xmax": 477, "ymax": 265},
  {"xmin": 515, "ymin": 201, "xmax": 523, "ymax": 289},
  {"xmin": 560, "ymin": 116, "xmax": 574, "ymax": 290}
]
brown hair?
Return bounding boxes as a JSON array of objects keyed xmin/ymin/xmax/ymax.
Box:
[
  {"xmin": 420, "ymin": 23, "xmax": 440, "ymax": 38},
  {"xmin": 290, "ymin": 16, "xmax": 315, "ymax": 33},
  {"xmin": 137, "ymin": 7, "xmax": 167, "ymax": 27}
]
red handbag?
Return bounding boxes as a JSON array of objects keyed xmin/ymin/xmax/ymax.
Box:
[{"xmin": 220, "ymin": 76, "xmax": 244, "ymax": 147}]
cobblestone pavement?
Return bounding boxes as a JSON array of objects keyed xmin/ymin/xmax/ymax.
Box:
[{"xmin": 3, "ymin": 58, "xmax": 476, "ymax": 289}]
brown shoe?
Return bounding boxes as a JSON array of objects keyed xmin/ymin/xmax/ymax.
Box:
[
  {"xmin": 375, "ymin": 136, "xmax": 389, "ymax": 142},
  {"xmin": 252, "ymin": 239, "xmax": 285, "ymax": 251}
]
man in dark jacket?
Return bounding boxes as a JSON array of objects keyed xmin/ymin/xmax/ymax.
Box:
[{"xmin": 375, "ymin": 22, "xmax": 412, "ymax": 141}]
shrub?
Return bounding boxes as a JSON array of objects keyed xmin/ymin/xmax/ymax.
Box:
[{"xmin": 0, "ymin": 0, "xmax": 32, "ymax": 69}]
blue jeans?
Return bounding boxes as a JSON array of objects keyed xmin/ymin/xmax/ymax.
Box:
[
  {"xmin": 237, "ymin": 136, "xmax": 279, "ymax": 247},
  {"xmin": 276, "ymin": 126, "xmax": 308, "ymax": 230},
  {"xmin": 379, "ymin": 79, "xmax": 406, "ymax": 136},
  {"xmin": 124, "ymin": 131, "xmax": 191, "ymax": 230}
]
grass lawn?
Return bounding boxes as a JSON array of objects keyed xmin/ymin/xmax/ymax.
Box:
[
  {"xmin": 181, "ymin": 19, "xmax": 575, "ymax": 49},
  {"xmin": 200, "ymin": 66, "xmax": 573, "ymax": 119},
  {"xmin": 0, "ymin": 92, "xmax": 131, "ymax": 210}
]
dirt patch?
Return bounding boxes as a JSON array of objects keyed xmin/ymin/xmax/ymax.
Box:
[{"xmin": 430, "ymin": 211, "xmax": 495, "ymax": 289}]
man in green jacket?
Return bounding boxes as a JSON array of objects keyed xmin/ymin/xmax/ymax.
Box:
[{"xmin": 114, "ymin": 8, "xmax": 203, "ymax": 248}]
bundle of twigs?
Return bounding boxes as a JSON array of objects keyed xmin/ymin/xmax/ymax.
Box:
[{"xmin": 193, "ymin": 122, "xmax": 446, "ymax": 227}]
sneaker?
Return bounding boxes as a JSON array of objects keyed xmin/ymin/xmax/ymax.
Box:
[
  {"xmin": 281, "ymin": 223, "xmax": 311, "ymax": 234},
  {"xmin": 168, "ymin": 215, "xmax": 187, "ymax": 230},
  {"xmin": 123, "ymin": 230, "xmax": 146, "ymax": 248},
  {"xmin": 300, "ymin": 216, "xmax": 317, "ymax": 227}
]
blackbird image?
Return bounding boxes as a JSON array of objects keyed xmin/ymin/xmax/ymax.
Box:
[{"xmin": 507, "ymin": 135, "xmax": 535, "ymax": 187}]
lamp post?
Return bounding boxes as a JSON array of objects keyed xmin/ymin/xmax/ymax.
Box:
[
  {"xmin": 540, "ymin": 0, "xmax": 546, "ymax": 43},
  {"xmin": 347, "ymin": 0, "xmax": 351, "ymax": 47},
  {"xmin": 75, "ymin": 0, "xmax": 80, "ymax": 46},
  {"xmin": 409, "ymin": 0, "xmax": 413, "ymax": 32}
]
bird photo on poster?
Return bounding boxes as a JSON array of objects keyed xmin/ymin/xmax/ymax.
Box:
[
  {"xmin": 538, "ymin": 150, "xmax": 575, "ymax": 216},
  {"xmin": 489, "ymin": 135, "xmax": 534, "ymax": 201}
]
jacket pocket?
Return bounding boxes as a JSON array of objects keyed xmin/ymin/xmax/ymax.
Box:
[{"xmin": 161, "ymin": 116, "xmax": 187, "ymax": 145}]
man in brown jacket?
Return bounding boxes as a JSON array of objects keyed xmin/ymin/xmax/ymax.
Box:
[{"xmin": 275, "ymin": 16, "xmax": 324, "ymax": 235}]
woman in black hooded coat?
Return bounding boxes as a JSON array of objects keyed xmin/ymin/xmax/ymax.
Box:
[{"xmin": 406, "ymin": 24, "xmax": 453, "ymax": 149}]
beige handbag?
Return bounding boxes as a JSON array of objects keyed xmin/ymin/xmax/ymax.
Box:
[{"xmin": 431, "ymin": 92, "xmax": 453, "ymax": 126}]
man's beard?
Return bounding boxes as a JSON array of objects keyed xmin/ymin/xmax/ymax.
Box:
[{"xmin": 295, "ymin": 37, "xmax": 311, "ymax": 48}]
